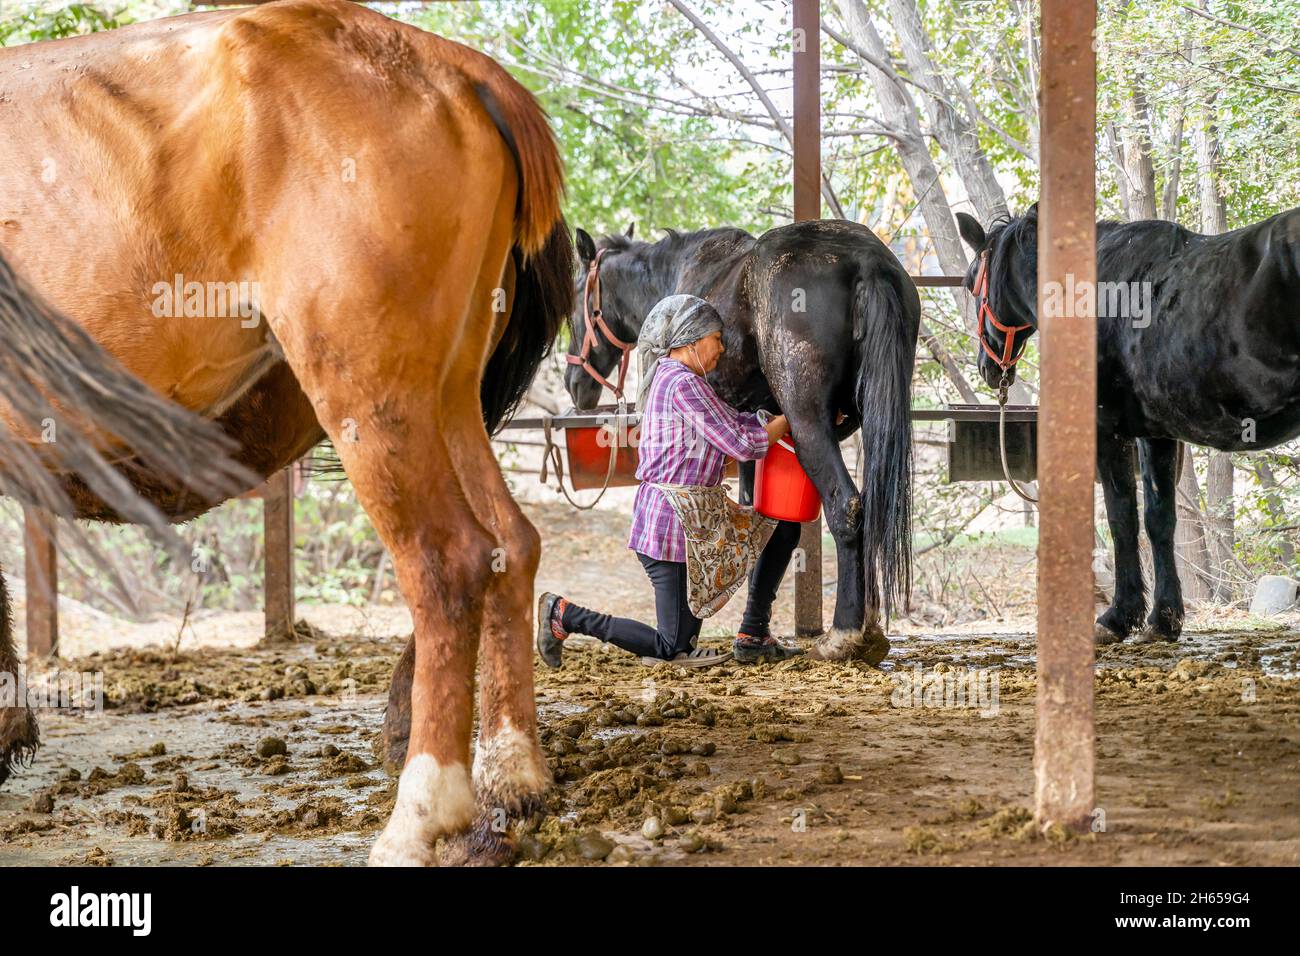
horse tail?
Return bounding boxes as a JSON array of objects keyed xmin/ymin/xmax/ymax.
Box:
[
  {"xmin": 0, "ymin": 250, "xmax": 253, "ymax": 534},
  {"xmin": 853, "ymin": 271, "xmax": 920, "ymax": 620},
  {"xmin": 471, "ymin": 70, "xmax": 575, "ymax": 434}
]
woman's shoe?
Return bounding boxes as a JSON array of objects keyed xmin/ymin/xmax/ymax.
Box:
[
  {"xmin": 536, "ymin": 592, "xmax": 566, "ymax": 669},
  {"xmin": 641, "ymin": 648, "xmax": 733, "ymax": 668},
  {"xmin": 733, "ymin": 634, "xmax": 805, "ymax": 664}
]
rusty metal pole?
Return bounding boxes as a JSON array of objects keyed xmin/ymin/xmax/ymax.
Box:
[
  {"xmin": 263, "ymin": 467, "xmax": 295, "ymax": 641},
  {"xmin": 24, "ymin": 507, "xmax": 58, "ymax": 657},
  {"xmin": 792, "ymin": 0, "xmax": 823, "ymax": 638},
  {"xmin": 1035, "ymin": 0, "xmax": 1097, "ymax": 830}
]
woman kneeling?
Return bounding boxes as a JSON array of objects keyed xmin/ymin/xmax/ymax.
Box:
[{"xmin": 537, "ymin": 295, "xmax": 792, "ymax": 668}]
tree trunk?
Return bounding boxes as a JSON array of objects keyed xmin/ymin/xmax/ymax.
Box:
[
  {"xmin": 883, "ymin": 0, "xmax": 1008, "ymax": 224},
  {"xmin": 1174, "ymin": 447, "xmax": 1213, "ymax": 603},
  {"xmin": 1205, "ymin": 452, "xmax": 1236, "ymax": 602},
  {"xmin": 832, "ymin": 0, "xmax": 1029, "ymax": 407},
  {"xmin": 1195, "ymin": 32, "xmax": 1233, "ymax": 598},
  {"xmin": 1253, "ymin": 460, "xmax": 1295, "ymax": 570}
]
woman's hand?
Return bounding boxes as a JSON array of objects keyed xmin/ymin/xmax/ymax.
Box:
[{"xmin": 764, "ymin": 413, "xmax": 790, "ymax": 444}]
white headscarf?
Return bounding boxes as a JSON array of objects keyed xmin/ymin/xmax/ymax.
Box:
[{"xmin": 635, "ymin": 294, "xmax": 723, "ymax": 411}]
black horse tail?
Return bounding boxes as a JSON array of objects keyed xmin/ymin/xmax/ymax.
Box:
[
  {"xmin": 480, "ymin": 221, "xmax": 575, "ymax": 433},
  {"xmin": 853, "ymin": 272, "xmax": 919, "ymax": 620},
  {"xmin": 473, "ymin": 77, "xmax": 575, "ymax": 434}
]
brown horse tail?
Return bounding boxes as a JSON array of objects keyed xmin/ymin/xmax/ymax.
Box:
[
  {"xmin": 472, "ymin": 73, "xmax": 575, "ymax": 434},
  {"xmin": 0, "ymin": 249, "xmax": 256, "ymax": 538}
]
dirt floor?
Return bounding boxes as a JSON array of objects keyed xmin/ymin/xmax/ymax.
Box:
[{"xmin": 2, "ymin": 501, "xmax": 1299, "ymax": 866}]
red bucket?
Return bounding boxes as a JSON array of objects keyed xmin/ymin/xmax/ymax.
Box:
[
  {"xmin": 755, "ymin": 435, "xmax": 821, "ymax": 522},
  {"xmin": 565, "ymin": 423, "xmax": 640, "ymax": 490}
]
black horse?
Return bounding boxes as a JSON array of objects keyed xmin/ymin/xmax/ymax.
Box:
[
  {"xmin": 564, "ymin": 219, "xmax": 921, "ymax": 661},
  {"xmin": 957, "ymin": 203, "xmax": 1300, "ymax": 644}
]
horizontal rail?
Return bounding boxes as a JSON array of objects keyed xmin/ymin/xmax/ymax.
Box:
[{"xmin": 501, "ymin": 403, "xmax": 1038, "ymax": 431}]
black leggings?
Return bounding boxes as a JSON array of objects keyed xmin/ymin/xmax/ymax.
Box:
[
  {"xmin": 738, "ymin": 518, "xmax": 802, "ymax": 638},
  {"xmin": 561, "ymin": 553, "xmax": 700, "ymax": 659},
  {"xmin": 560, "ymin": 519, "xmax": 803, "ymax": 658},
  {"xmin": 735, "ymin": 460, "xmax": 803, "ymax": 639}
]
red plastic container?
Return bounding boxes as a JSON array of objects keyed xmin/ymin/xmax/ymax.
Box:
[
  {"xmin": 755, "ymin": 435, "xmax": 821, "ymax": 521},
  {"xmin": 565, "ymin": 423, "xmax": 641, "ymax": 490}
]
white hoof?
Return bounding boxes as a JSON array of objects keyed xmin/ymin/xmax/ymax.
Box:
[
  {"xmin": 367, "ymin": 753, "xmax": 474, "ymax": 868},
  {"xmin": 368, "ymin": 828, "xmax": 438, "ymax": 867}
]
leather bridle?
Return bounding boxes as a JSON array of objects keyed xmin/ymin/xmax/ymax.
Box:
[
  {"xmin": 973, "ymin": 248, "xmax": 1033, "ymax": 374},
  {"xmin": 566, "ymin": 248, "xmax": 634, "ymax": 401}
]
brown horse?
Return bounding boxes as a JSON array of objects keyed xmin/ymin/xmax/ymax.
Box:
[{"xmin": 0, "ymin": 0, "xmax": 574, "ymax": 866}]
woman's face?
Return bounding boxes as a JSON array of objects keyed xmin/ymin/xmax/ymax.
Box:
[{"xmin": 689, "ymin": 332, "xmax": 725, "ymax": 374}]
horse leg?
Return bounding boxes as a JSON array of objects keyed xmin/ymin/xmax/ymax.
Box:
[
  {"xmin": 379, "ymin": 638, "xmax": 415, "ymax": 775},
  {"xmin": 781, "ymin": 412, "xmax": 885, "ymax": 663},
  {"xmin": 439, "ymin": 271, "xmax": 550, "ymax": 867},
  {"xmin": 269, "ymin": 266, "xmax": 503, "ymax": 865},
  {"xmin": 1095, "ymin": 437, "xmax": 1146, "ymax": 644},
  {"xmin": 1137, "ymin": 438, "xmax": 1184, "ymax": 642},
  {"xmin": 0, "ymin": 564, "xmax": 40, "ymax": 787}
]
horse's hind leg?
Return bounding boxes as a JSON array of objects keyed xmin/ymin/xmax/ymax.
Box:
[
  {"xmin": 780, "ymin": 407, "xmax": 887, "ymax": 664},
  {"xmin": 1138, "ymin": 438, "xmax": 1184, "ymax": 642},
  {"xmin": 0, "ymin": 564, "xmax": 40, "ymax": 787},
  {"xmin": 270, "ymin": 266, "xmax": 501, "ymax": 865},
  {"xmin": 439, "ymin": 265, "xmax": 549, "ymax": 867},
  {"xmin": 1095, "ymin": 437, "xmax": 1146, "ymax": 643}
]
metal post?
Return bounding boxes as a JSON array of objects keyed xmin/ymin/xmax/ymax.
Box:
[
  {"xmin": 1035, "ymin": 0, "xmax": 1097, "ymax": 831},
  {"xmin": 263, "ymin": 467, "xmax": 295, "ymax": 641},
  {"xmin": 792, "ymin": 0, "xmax": 823, "ymax": 638},
  {"xmin": 24, "ymin": 507, "xmax": 58, "ymax": 657}
]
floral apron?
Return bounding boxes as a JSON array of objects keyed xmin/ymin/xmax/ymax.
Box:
[{"xmin": 650, "ymin": 483, "xmax": 778, "ymax": 618}]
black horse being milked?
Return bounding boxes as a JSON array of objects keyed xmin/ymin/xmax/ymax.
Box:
[
  {"xmin": 563, "ymin": 220, "xmax": 921, "ymax": 662},
  {"xmin": 957, "ymin": 203, "xmax": 1300, "ymax": 644}
]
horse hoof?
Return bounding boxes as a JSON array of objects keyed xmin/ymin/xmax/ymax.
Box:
[
  {"xmin": 809, "ymin": 628, "xmax": 890, "ymax": 666},
  {"xmin": 1133, "ymin": 627, "xmax": 1179, "ymax": 644},
  {"xmin": 1093, "ymin": 622, "xmax": 1125, "ymax": 646},
  {"xmin": 439, "ymin": 819, "xmax": 517, "ymax": 867},
  {"xmin": 0, "ymin": 705, "xmax": 40, "ymax": 789},
  {"xmin": 368, "ymin": 829, "xmax": 437, "ymax": 867}
]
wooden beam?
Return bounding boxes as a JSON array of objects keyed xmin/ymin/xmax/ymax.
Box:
[
  {"xmin": 263, "ymin": 467, "xmax": 295, "ymax": 642},
  {"xmin": 1034, "ymin": 0, "xmax": 1097, "ymax": 831},
  {"xmin": 792, "ymin": 0, "xmax": 823, "ymax": 638},
  {"xmin": 24, "ymin": 508, "xmax": 58, "ymax": 658}
]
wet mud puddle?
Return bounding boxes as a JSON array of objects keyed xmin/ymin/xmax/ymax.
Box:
[{"xmin": 0, "ymin": 694, "xmax": 391, "ymax": 866}]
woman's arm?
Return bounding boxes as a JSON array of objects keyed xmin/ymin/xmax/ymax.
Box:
[
  {"xmin": 764, "ymin": 414, "xmax": 790, "ymax": 445},
  {"xmin": 672, "ymin": 374, "xmax": 770, "ymax": 461}
]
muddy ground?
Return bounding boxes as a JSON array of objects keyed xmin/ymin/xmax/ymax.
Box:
[{"xmin": 2, "ymin": 502, "xmax": 1298, "ymax": 866}]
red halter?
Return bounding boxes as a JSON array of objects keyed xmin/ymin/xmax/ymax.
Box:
[
  {"xmin": 973, "ymin": 248, "xmax": 1033, "ymax": 372},
  {"xmin": 565, "ymin": 248, "xmax": 635, "ymax": 401}
]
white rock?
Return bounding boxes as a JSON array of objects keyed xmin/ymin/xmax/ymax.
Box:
[{"xmin": 1249, "ymin": 575, "xmax": 1299, "ymax": 617}]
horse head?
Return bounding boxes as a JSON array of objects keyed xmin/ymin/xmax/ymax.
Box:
[
  {"xmin": 565, "ymin": 223, "xmax": 653, "ymax": 410},
  {"xmin": 957, "ymin": 205, "xmax": 1041, "ymax": 390}
]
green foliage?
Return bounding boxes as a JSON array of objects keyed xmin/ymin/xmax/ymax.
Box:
[
  {"xmin": 404, "ymin": 0, "xmax": 786, "ymax": 238},
  {"xmin": 0, "ymin": 2, "xmax": 129, "ymax": 45}
]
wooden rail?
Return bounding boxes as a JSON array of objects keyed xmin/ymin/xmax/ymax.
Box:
[{"xmin": 21, "ymin": 469, "xmax": 296, "ymax": 656}]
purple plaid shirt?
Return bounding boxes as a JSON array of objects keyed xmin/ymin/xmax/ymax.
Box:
[{"xmin": 628, "ymin": 358, "xmax": 770, "ymax": 562}]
